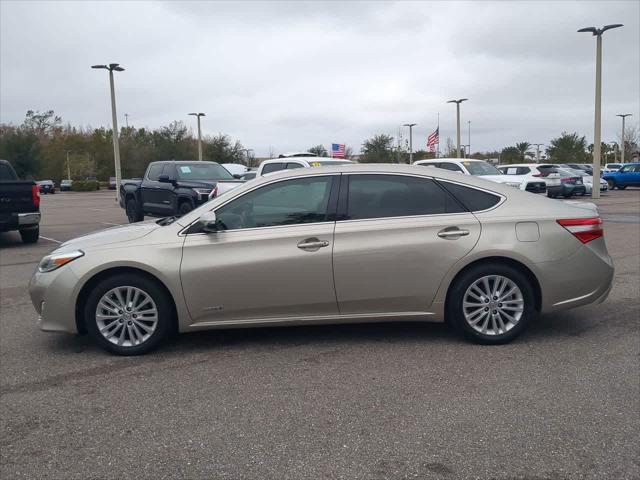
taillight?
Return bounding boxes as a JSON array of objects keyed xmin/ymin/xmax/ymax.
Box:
[
  {"xmin": 32, "ymin": 185, "xmax": 40, "ymax": 208},
  {"xmin": 557, "ymin": 217, "xmax": 603, "ymax": 244},
  {"xmin": 561, "ymin": 177, "xmax": 573, "ymax": 183},
  {"xmin": 532, "ymin": 173, "xmax": 541, "ymax": 177}
]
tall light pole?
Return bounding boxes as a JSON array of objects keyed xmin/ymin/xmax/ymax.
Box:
[
  {"xmin": 616, "ymin": 113, "xmax": 632, "ymax": 164},
  {"xmin": 189, "ymin": 113, "xmax": 206, "ymax": 161},
  {"xmin": 92, "ymin": 63, "xmax": 125, "ymax": 203},
  {"xmin": 447, "ymin": 98, "xmax": 468, "ymax": 158},
  {"xmin": 467, "ymin": 120, "xmax": 471, "ymax": 156},
  {"xmin": 531, "ymin": 143, "xmax": 544, "ymax": 163},
  {"xmin": 578, "ymin": 24, "xmax": 623, "ymax": 199},
  {"xmin": 403, "ymin": 123, "xmax": 416, "ymax": 163}
]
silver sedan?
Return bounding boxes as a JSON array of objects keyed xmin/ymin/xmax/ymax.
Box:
[{"xmin": 29, "ymin": 164, "xmax": 614, "ymax": 355}]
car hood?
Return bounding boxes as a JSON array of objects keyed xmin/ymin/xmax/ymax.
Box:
[{"xmin": 58, "ymin": 220, "xmax": 160, "ymax": 251}]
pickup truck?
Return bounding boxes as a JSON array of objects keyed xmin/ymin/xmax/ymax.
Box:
[
  {"xmin": 0, "ymin": 159, "xmax": 41, "ymax": 243},
  {"xmin": 120, "ymin": 160, "xmax": 244, "ymax": 223}
]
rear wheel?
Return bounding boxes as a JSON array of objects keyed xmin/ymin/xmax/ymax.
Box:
[
  {"xmin": 126, "ymin": 198, "xmax": 143, "ymax": 223},
  {"xmin": 607, "ymin": 179, "xmax": 615, "ymax": 190},
  {"xmin": 448, "ymin": 263, "xmax": 536, "ymax": 344},
  {"xmin": 19, "ymin": 226, "xmax": 39, "ymax": 244},
  {"xmin": 84, "ymin": 273, "xmax": 173, "ymax": 355}
]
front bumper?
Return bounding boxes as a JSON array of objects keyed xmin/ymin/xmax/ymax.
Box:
[{"xmin": 29, "ymin": 266, "xmax": 80, "ymax": 333}]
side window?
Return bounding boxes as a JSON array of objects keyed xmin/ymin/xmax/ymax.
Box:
[
  {"xmin": 346, "ymin": 175, "xmax": 464, "ymax": 220},
  {"xmin": 517, "ymin": 167, "xmax": 531, "ymax": 175},
  {"xmin": 262, "ymin": 163, "xmax": 285, "ymax": 174},
  {"xmin": 440, "ymin": 182, "xmax": 501, "ymax": 212},
  {"xmin": 438, "ymin": 162, "xmax": 463, "ymax": 172},
  {"xmin": 215, "ymin": 176, "xmax": 334, "ymax": 230},
  {"xmin": 286, "ymin": 162, "xmax": 304, "ymax": 169},
  {"xmin": 147, "ymin": 164, "xmax": 164, "ymax": 181},
  {"xmin": 162, "ymin": 164, "xmax": 177, "ymax": 179}
]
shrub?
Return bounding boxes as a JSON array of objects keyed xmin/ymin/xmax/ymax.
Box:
[{"xmin": 72, "ymin": 180, "xmax": 100, "ymax": 191}]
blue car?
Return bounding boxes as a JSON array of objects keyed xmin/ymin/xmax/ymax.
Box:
[{"xmin": 603, "ymin": 162, "xmax": 640, "ymax": 190}]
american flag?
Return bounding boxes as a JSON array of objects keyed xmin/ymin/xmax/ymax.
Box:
[
  {"xmin": 427, "ymin": 127, "xmax": 439, "ymax": 152},
  {"xmin": 331, "ymin": 143, "xmax": 346, "ymax": 158}
]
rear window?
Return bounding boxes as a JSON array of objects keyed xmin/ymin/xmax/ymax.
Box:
[
  {"xmin": 0, "ymin": 163, "xmax": 18, "ymax": 180},
  {"xmin": 464, "ymin": 161, "xmax": 502, "ymax": 176},
  {"xmin": 262, "ymin": 163, "xmax": 286, "ymax": 174},
  {"xmin": 439, "ymin": 181, "xmax": 501, "ymax": 212}
]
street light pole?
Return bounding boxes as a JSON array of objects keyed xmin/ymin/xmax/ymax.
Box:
[
  {"xmin": 447, "ymin": 99, "xmax": 468, "ymax": 158},
  {"xmin": 616, "ymin": 113, "xmax": 632, "ymax": 164},
  {"xmin": 578, "ymin": 24, "xmax": 623, "ymax": 199},
  {"xmin": 467, "ymin": 120, "xmax": 471, "ymax": 156},
  {"xmin": 189, "ymin": 113, "xmax": 206, "ymax": 161},
  {"xmin": 531, "ymin": 143, "xmax": 544, "ymax": 163},
  {"xmin": 92, "ymin": 63, "xmax": 125, "ymax": 204},
  {"xmin": 403, "ymin": 123, "xmax": 416, "ymax": 163}
]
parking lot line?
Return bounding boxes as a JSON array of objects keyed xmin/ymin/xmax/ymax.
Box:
[{"xmin": 39, "ymin": 235, "xmax": 62, "ymax": 244}]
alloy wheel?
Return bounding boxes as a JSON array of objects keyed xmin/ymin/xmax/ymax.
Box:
[
  {"xmin": 95, "ymin": 286, "xmax": 158, "ymax": 347},
  {"xmin": 462, "ymin": 275, "xmax": 524, "ymax": 336}
]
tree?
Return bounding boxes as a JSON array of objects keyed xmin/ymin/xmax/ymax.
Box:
[
  {"xmin": 618, "ymin": 124, "xmax": 639, "ymax": 162},
  {"xmin": 515, "ymin": 142, "xmax": 531, "ymax": 160},
  {"xmin": 204, "ymin": 134, "xmax": 244, "ymax": 164},
  {"xmin": 500, "ymin": 146, "xmax": 521, "ymax": 164},
  {"xmin": 23, "ymin": 110, "xmax": 62, "ymax": 136},
  {"xmin": 361, "ymin": 134, "xmax": 395, "ymax": 163},
  {"xmin": 307, "ymin": 145, "xmax": 328, "ymax": 157},
  {"xmin": 546, "ymin": 132, "xmax": 589, "ymax": 163},
  {"xmin": 0, "ymin": 125, "xmax": 41, "ymax": 178}
]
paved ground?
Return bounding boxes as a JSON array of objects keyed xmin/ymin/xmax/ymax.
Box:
[{"xmin": 1, "ymin": 189, "xmax": 639, "ymax": 480}]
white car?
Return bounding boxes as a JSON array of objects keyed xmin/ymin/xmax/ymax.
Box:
[
  {"xmin": 221, "ymin": 163, "xmax": 249, "ymax": 177},
  {"xmin": 497, "ymin": 163, "xmax": 563, "ymax": 194},
  {"xmin": 603, "ymin": 163, "xmax": 622, "ymax": 173},
  {"xmin": 413, "ymin": 159, "xmax": 547, "ymax": 194},
  {"xmin": 256, "ymin": 157, "xmax": 353, "ymax": 176}
]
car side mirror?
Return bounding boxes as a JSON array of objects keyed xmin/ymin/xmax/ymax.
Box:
[
  {"xmin": 158, "ymin": 174, "xmax": 175, "ymax": 184},
  {"xmin": 233, "ymin": 174, "xmax": 242, "ymax": 179},
  {"xmin": 198, "ymin": 211, "xmax": 218, "ymax": 233}
]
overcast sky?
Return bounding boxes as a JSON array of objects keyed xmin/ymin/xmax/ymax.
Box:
[{"xmin": 1, "ymin": 0, "xmax": 639, "ymax": 156}]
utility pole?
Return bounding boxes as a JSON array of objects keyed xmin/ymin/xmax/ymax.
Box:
[
  {"xmin": 447, "ymin": 98, "xmax": 468, "ymax": 158},
  {"xmin": 531, "ymin": 143, "xmax": 544, "ymax": 163},
  {"xmin": 65, "ymin": 150, "xmax": 71, "ymax": 180},
  {"xmin": 616, "ymin": 114, "xmax": 632, "ymax": 164},
  {"xmin": 578, "ymin": 23, "xmax": 623, "ymax": 199},
  {"xmin": 188, "ymin": 113, "xmax": 206, "ymax": 161},
  {"xmin": 467, "ymin": 120, "xmax": 471, "ymax": 156},
  {"xmin": 92, "ymin": 63, "xmax": 125, "ymax": 203},
  {"xmin": 403, "ymin": 123, "xmax": 416, "ymax": 163},
  {"xmin": 124, "ymin": 113, "xmax": 129, "ymax": 128}
]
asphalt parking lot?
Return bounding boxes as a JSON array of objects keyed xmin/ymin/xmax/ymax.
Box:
[{"xmin": 1, "ymin": 189, "xmax": 639, "ymax": 480}]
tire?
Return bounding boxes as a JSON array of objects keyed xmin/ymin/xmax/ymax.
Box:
[
  {"xmin": 178, "ymin": 201, "xmax": 193, "ymax": 216},
  {"xmin": 607, "ymin": 179, "xmax": 615, "ymax": 190},
  {"xmin": 447, "ymin": 263, "xmax": 536, "ymax": 345},
  {"xmin": 84, "ymin": 273, "xmax": 173, "ymax": 355},
  {"xmin": 19, "ymin": 226, "xmax": 39, "ymax": 244},
  {"xmin": 126, "ymin": 198, "xmax": 143, "ymax": 223},
  {"xmin": 617, "ymin": 185, "xmax": 627, "ymax": 190},
  {"xmin": 562, "ymin": 193, "xmax": 572, "ymax": 198}
]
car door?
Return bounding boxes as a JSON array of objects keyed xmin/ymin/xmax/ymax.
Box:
[
  {"xmin": 141, "ymin": 163, "xmax": 167, "ymax": 215},
  {"xmin": 180, "ymin": 174, "xmax": 339, "ymax": 324},
  {"xmin": 332, "ymin": 173, "xmax": 481, "ymax": 315}
]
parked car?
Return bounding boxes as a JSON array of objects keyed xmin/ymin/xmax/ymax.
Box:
[
  {"xmin": 0, "ymin": 159, "xmax": 41, "ymax": 243},
  {"xmin": 497, "ymin": 163, "xmax": 563, "ymax": 197},
  {"xmin": 120, "ymin": 161, "xmax": 245, "ymax": 223},
  {"xmin": 108, "ymin": 177, "xmax": 117, "ymax": 190},
  {"xmin": 30, "ymin": 164, "xmax": 614, "ymax": 355},
  {"xmin": 564, "ymin": 168, "xmax": 607, "ymax": 195},
  {"xmin": 256, "ymin": 157, "xmax": 353, "ymax": 176},
  {"xmin": 603, "ymin": 163, "xmax": 622, "ymax": 173},
  {"xmin": 239, "ymin": 171, "xmax": 257, "ymax": 181},
  {"xmin": 603, "ymin": 162, "xmax": 640, "ymax": 190},
  {"xmin": 565, "ymin": 163, "xmax": 593, "ymax": 175},
  {"xmin": 550, "ymin": 169, "xmax": 587, "ymax": 198},
  {"xmin": 60, "ymin": 179, "xmax": 73, "ymax": 191},
  {"xmin": 37, "ymin": 180, "xmax": 55, "ymax": 194},
  {"xmin": 417, "ymin": 159, "xmax": 547, "ymax": 194},
  {"xmin": 221, "ymin": 163, "xmax": 249, "ymax": 177}
]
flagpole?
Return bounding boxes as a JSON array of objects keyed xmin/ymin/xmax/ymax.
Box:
[{"xmin": 436, "ymin": 112, "xmax": 440, "ymax": 158}]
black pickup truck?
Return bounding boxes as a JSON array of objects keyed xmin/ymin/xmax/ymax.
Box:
[
  {"xmin": 119, "ymin": 161, "xmax": 244, "ymax": 223},
  {"xmin": 0, "ymin": 159, "xmax": 41, "ymax": 243}
]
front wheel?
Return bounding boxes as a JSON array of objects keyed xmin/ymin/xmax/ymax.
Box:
[
  {"xmin": 617, "ymin": 185, "xmax": 627, "ymax": 190},
  {"xmin": 448, "ymin": 264, "xmax": 536, "ymax": 344},
  {"xmin": 178, "ymin": 201, "xmax": 193, "ymax": 216},
  {"xmin": 126, "ymin": 198, "xmax": 143, "ymax": 223},
  {"xmin": 84, "ymin": 273, "xmax": 174, "ymax": 355},
  {"xmin": 607, "ymin": 179, "xmax": 615, "ymax": 190}
]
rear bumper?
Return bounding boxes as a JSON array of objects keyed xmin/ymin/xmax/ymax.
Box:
[{"xmin": 0, "ymin": 212, "xmax": 41, "ymax": 232}]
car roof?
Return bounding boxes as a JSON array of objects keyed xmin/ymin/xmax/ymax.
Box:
[{"xmin": 414, "ymin": 158, "xmax": 487, "ymax": 164}]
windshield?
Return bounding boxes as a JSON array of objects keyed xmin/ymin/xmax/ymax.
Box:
[
  {"xmin": 607, "ymin": 164, "xmax": 621, "ymax": 169},
  {"xmin": 175, "ymin": 163, "xmax": 234, "ymax": 181},
  {"xmin": 464, "ymin": 161, "xmax": 501, "ymax": 176}
]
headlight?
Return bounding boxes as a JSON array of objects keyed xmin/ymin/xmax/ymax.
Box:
[
  {"xmin": 38, "ymin": 250, "xmax": 84, "ymax": 273},
  {"xmin": 194, "ymin": 188, "xmax": 212, "ymax": 196}
]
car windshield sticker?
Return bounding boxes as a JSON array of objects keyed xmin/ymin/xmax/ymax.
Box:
[
  {"xmin": 180, "ymin": 166, "xmax": 192, "ymax": 173},
  {"xmin": 310, "ymin": 162, "xmax": 322, "ymax": 167}
]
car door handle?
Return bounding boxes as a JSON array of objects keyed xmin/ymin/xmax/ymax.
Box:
[
  {"xmin": 297, "ymin": 238, "xmax": 330, "ymax": 251},
  {"xmin": 438, "ymin": 228, "xmax": 470, "ymax": 239}
]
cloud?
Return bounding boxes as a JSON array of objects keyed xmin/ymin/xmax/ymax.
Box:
[{"xmin": 1, "ymin": 0, "xmax": 638, "ymax": 156}]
